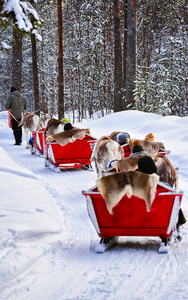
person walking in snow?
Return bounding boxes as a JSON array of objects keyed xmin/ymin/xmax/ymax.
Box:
[{"xmin": 5, "ymin": 87, "xmax": 27, "ymax": 145}]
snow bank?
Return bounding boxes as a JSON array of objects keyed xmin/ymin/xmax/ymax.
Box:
[
  {"xmin": 0, "ymin": 146, "xmax": 62, "ymax": 245},
  {"xmin": 0, "ymin": 109, "xmax": 188, "ymax": 300}
]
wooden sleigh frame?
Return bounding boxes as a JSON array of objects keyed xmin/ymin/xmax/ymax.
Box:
[{"xmin": 82, "ymin": 182, "xmax": 183, "ymax": 253}]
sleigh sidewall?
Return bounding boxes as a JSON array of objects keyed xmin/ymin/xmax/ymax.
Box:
[
  {"xmin": 46, "ymin": 133, "xmax": 97, "ymax": 169},
  {"xmin": 83, "ymin": 182, "xmax": 183, "ymax": 252}
]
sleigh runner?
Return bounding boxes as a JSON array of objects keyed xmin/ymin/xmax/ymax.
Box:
[{"xmin": 82, "ymin": 181, "xmax": 183, "ymax": 253}]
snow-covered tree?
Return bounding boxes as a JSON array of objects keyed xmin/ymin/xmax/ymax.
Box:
[
  {"xmin": 135, "ymin": 0, "xmax": 187, "ymax": 116},
  {"xmin": 1, "ymin": 0, "xmax": 42, "ymax": 50},
  {"xmin": 0, "ymin": 0, "xmax": 187, "ymax": 119}
]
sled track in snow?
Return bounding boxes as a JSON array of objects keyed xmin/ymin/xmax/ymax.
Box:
[
  {"xmin": 114, "ymin": 247, "xmax": 182, "ymax": 300},
  {"xmin": 1, "ymin": 131, "xmax": 188, "ymax": 300}
]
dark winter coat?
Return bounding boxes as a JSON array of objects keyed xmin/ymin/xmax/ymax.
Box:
[{"xmin": 5, "ymin": 91, "xmax": 27, "ymax": 119}]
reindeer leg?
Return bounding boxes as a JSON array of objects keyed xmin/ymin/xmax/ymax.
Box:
[{"xmin": 24, "ymin": 129, "xmax": 30, "ymax": 149}]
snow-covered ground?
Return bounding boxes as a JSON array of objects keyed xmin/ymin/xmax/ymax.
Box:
[{"xmin": 0, "ymin": 110, "xmax": 188, "ymax": 300}]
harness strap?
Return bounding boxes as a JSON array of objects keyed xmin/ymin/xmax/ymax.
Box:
[
  {"xmin": 9, "ymin": 111, "xmax": 21, "ymax": 125},
  {"xmin": 109, "ymin": 159, "xmax": 118, "ymax": 169}
]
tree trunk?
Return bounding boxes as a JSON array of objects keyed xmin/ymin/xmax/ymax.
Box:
[
  {"xmin": 142, "ymin": 18, "xmax": 148, "ymax": 109},
  {"xmin": 12, "ymin": 27, "xmax": 22, "ymax": 91},
  {"xmin": 57, "ymin": 0, "xmax": 64, "ymax": 120},
  {"xmin": 113, "ymin": 0, "xmax": 124, "ymax": 112},
  {"xmin": 126, "ymin": 0, "xmax": 136, "ymax": 108},
  {"xmin": 45, "ymin": 14, "xmax": 51, "ymax": 117},
  {"xmin": 103, "ymin": 0, "xmax": 107, "ymax": 115},
  {"xmin": 31, "ymin": 33, "xmax": 40, "ymax": 115},
  {"xmin": 87, "ymin": 17, "xmax": 92, "ymax": 118},
  {"xmin": 30, "ymin": 0, "xmax": 40, "ymax": 115},
  {"xmin": 40, "ymin": 29, "xmax": 46, "ymax": 115},
  {"xmin": 107, "ymin": 2, "xmax": 113, "ymax": 113},
  {"xmin": 53, "ymin": 28, "xmax": 58, "ymax": 117},
  {"xmin": 123, "ymin": 0, "xmax": 127, "ymax": 102},
  {"xmin": 71, "ymin": 60, "xmax": 75, "ymax": 123}
]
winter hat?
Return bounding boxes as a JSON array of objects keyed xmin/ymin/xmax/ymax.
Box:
[
  {"xmin": 61, "ymin": 117, "xmax": 69, "ymax": 123},
  {"xmin": 132, "ymin": 140, "xmax": 144, "ymax": 153},
  {"xmin": 138, "ymin": 156, "xmax": 157, "ymax": 174},
  {"xmin": 117, "ymin": 132, "xmax": 130, "ymax": 145},
  {"xmin": 10, "ymin": 87, "xmax": 17, "ymax": 93},
  {"xmin": 64, "ymin": 123, "xmax": 73, "ymax": 131},
  {"xmin": 145, "ymin": 133, "xmax": 155, "ymax": 141}
]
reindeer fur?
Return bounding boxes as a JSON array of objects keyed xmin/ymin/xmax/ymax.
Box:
[
  {"xmin": 112, "ymin": 154, "xmax": 147, "ymax": 172},
  {"xmin": 154, "ymin": 154, "xmax": 178, "ymax": 190},
  {"xmin": 22, "ymin": 112, "xmax": 41, "ymax": 149},
  {"xmin": 129, "ymin": 139, "xmax": 165, "ymax": 157},
  {"xmin": 45, "ymin": 118, "xmax": 65, "ymax": 136},
  {"xmin": 92, "ymin": 136, "xmax": 124, "ymax": 176},
  {"xmin": 96, "ymin": 171, "xmax": 159, "ymax": 214},
  {"xmin": 46, "ymin": 128, "xmax": 90, "ymax": 146}
]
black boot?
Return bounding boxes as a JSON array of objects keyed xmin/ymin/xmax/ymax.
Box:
[
  {"xmin": 13, "ymin": 129, "xmax": 22, "ymax": 145},
  {"xmin": 178, "ymin": 208, "xmax": 186, "ymax": 226},
  {"xmin": 18, "ymin": 128, "xmax": 22, "ymax": 144}
]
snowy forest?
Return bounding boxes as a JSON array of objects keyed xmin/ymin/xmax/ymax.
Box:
[{"xmin": 0, "ymin": 0, "xmax": 188, "ymax": 122}]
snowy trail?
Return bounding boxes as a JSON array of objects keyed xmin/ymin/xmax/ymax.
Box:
[{"xmin": 1, "ymin": 113, "xmax": 188, "ymax": 299}]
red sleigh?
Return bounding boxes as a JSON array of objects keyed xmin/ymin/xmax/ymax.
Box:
[
  {"xmin": 45, "ymin": 133, "xmax": 97, "ymax": 171},
  {"xmin": 82, "ymin": 182, "xmax": 183, "ymax": 253},
  {"xmin": 31, "ymin": 128, "xmax": 97, "ymax": 171},
  {"xmin": 122, "ymin": 143, "xmax": 170, "ymax": 158},
  {"xmin": 32, "ymin": 128, "xmax": 46, "ymax": 155}
]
